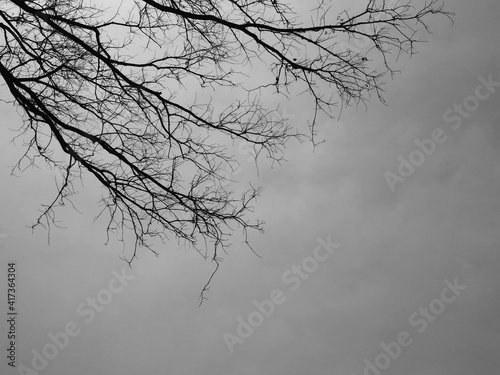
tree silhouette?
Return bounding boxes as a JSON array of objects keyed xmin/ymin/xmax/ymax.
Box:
[{"xmin": 0, "ymin": 0, "xmax": 452, "ymax": 301}]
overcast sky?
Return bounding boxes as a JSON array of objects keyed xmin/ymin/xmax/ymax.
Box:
[{"xmin": 1, "ymin": 0, "xmax": 499, "ymax": 374}]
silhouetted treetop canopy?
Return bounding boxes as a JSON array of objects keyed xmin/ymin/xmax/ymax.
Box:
[{"xmin": 0, "ymin": 0, "xmax": 452, "ymax": 300}]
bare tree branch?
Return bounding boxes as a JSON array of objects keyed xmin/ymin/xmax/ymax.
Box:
[{"xmin": 0, "ymin": 0, "xmax": 453, "ymax": 302}]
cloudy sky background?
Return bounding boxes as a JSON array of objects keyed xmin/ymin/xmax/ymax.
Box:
[{"xmin": 1, "ymin": 0, "xmax": 499, "ymax": 374}]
